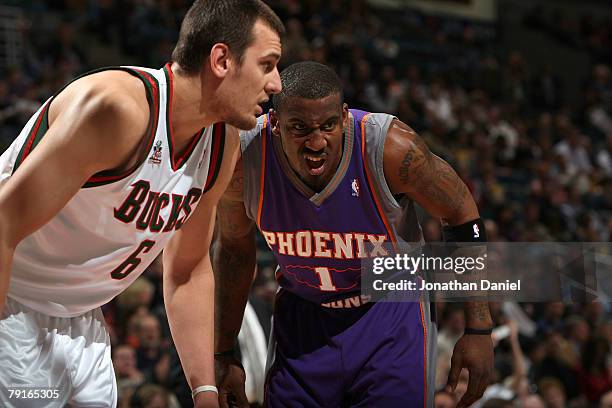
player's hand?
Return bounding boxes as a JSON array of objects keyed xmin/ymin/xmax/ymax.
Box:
[
  {"xmin": 446, "ymin": 334, "xmax": 493, "ymax": 408},
  {"xmin": 215, "ymin": 355, "xmax": 249, "ymax": 408},
  {"xmin": 194, "ymin": 390, "xmax": 220, "ymax": 408}
]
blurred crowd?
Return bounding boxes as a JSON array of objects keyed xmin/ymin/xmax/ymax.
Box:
[
  {"xmin": 523, "ymin": 4, "xmax": 612, "ymax": 66},
  {"xmin": 0, "ymin": 1, "xmax": 609, "ymax": 407}
]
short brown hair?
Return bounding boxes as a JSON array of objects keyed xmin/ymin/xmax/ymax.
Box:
[{"xmin": 172, "ymin": 0, "xmax": 285, "ymax": 75}]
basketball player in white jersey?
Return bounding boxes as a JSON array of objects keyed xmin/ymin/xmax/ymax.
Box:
[{"xmin": 0, "ymin": 1, "xmax": 283, "ymax": 407}]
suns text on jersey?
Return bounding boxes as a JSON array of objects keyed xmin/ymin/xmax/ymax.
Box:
[
  {"xmin": 261, "ymin": 229, "xmax": 389, "ymax": 259},
  {"xmin": 114, "ymin": 180, "xmax": 201, "ymax": 232}
]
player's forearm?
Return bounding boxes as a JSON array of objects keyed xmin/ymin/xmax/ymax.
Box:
[
  {"xmin": 213, "ymin": 235, "xmax": 256, "ymax": 352},
  {"xmin": 464, "ymin": 301, "xmax": 493, "ymax": 329},
  {"xmin": 164, "ymin": 258, "xmax": 216, "ymax": 388}
]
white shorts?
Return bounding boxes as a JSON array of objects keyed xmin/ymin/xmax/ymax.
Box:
[{"xmin": 0, "ymin": 297, "xmax": 117, "ymax": 407}]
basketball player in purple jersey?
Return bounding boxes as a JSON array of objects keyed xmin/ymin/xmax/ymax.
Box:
[{"xmin": 214, "ymin": 62, "xmax": 493, "ymax": 408}]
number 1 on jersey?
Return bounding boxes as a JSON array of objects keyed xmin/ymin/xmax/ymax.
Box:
[
  {"xmin": 314, "ymin": 267, "xmax": 337, "ymax": 291},
  {"xmin": 111, "ymin": 240, "xmax": 156, "ymax": 280}
]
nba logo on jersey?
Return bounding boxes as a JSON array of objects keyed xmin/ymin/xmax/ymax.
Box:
[
  {"xmin": 473, "ymin": 223, "xmax": 480, "ymax": 238},
  {"xmin": 351, "ymin": 178, "xmax": 360, "ymax": 197},
  {"xmin": 149, "ymin": 141, "xmax": 163, "ymax": 165}
]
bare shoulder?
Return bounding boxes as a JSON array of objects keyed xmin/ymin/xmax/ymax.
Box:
[
  {"xmin": 46, "ymin": 70, "xmax": 151, "ymax": 169},
  {"xmin": 49, "ymin": 70, "xmax": 150, "ymax": 138},
  {"xmin": 383, "ymin": 118, "xmax": 432, "ymax": 194}
]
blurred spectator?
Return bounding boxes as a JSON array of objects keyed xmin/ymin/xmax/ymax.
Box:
[
  {"xmin": 538, "ymin": 377, "xmax": 567, "ymax": 408},
  {"xmin": 577, "ymin": 337, "xmax": 612, "ymax": 404},
  {"xmin": 554, "ymin": 126, "xmax": 593, "ymax": 175},
  {"xmin": 565, "ymin": 315, "xmax": 591, "ymax": 356},
  {"xmin": 113, "ymin": 344, "xmax": 145, "ymax": 407},
  {"xmin": 130, "ymin": 383, "xmax": 176, "ymax": 408},
  {"xmin": 520, "ymin": 394, "xmax": 546, "ymax": 408},
  {"xmin": 601, "ymin": 390, "xmax": 612, "ymax": 408},
  {"xmin": 532, "ymin": 331, "xmax": 580, "ymax": 399},
  {"xmin": 596, "ymin": 134, "xmax": 612, "ymax": 177},
  {"xmin": 135, "ymin": 314, "xmax": 170, "ymax": 384},
  {"xmin": 536, "ymin": 302, "xmax": 565, "ymax": 335},
  {"xmin": 425, "ymin": 80, "xmax": 456, "ymax": 131},
  {"xmin": 109, "ymin": 276, "xmax": 156, "ymax": 344},
  {"xmin": 531, "ymin": 65, "xmax": 563, "ymax": 112}
]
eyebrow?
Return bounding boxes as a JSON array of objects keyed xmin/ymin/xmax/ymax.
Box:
[
  {"xmin": 286, "ymin": 114, "xmax": 341, "ymax": 123},
  {"xmin": 260, "ymin": 52, "xmax": 281, "ymax": 61}
]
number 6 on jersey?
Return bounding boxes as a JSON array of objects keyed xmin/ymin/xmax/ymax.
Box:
[{"xmin": 111, "ymin": 240, "xmax": 156, "ymax": 280}]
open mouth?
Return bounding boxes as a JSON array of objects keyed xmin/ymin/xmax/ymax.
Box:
[{"xmin": 304, "ymin": 154, "xmax": 326, "ymax": 176}]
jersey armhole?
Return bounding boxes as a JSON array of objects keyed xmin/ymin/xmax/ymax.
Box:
[
  {"xmin": 202, "ymin": 123, "xmax": 226, "ymax": 194},
  {"xmin": 83, "ymin": 67, "xmax": 161, "ymax": 188},
  {"xmin": 369, "ymin": 113, "xmax": 402, "ymax": 209}
]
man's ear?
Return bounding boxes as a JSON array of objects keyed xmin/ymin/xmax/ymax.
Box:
[
  {"xmin": 209, "ymin": 43, "xmax": 232, "ymax": 78},
  {"xmin": 341, "ymin": 103, "xmax": 349, "ymax": 130},
  {"xmin": 270, "ymin": 109, "xmax": 281, "ymax": 137}
]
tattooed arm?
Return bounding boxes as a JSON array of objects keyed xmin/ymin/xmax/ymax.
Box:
[
  {"xmin": 213, "ymin": 156, "xmax": 256, "ymax": 408},
  {"xmin": 384, "ymin": 119, "xmax": 493, "ymax": 407},
  {"xmin": 384, "ymin": 120, "xmax": 492, "ymax": 321},
  {"xmin": 384, "ymin": 119, "xmax": 477, "ymax": 226}
]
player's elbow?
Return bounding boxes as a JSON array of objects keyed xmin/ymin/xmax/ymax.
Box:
[{"xmin": 164, "ymin": 250, "xmax": 209, "ymax": 287}]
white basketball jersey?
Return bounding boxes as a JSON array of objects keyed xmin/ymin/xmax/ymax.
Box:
[{"xmin": 0, "ymin": 64, "xmax": 226, "ymax": 317}]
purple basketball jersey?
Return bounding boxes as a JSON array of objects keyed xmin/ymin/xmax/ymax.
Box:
[{"xmin": 257, "ymin": 110, "xmax": 396, "ymax": 304}]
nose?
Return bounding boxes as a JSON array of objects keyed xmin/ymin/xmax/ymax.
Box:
[
  {"xmin": 305, "ymin": 129, "xmax": 327, "ymax": 151},
  {"xmin": 266, "ymin": 67, "xmax": 282, "ymax": 95}
]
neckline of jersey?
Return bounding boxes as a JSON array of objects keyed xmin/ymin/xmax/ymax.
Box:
[
  {"xmin": 162, "ymin": 62, "xmax": 207, "ymax": 171},
  {"xmin": 271, "ymin": 112, "xmax": 355, "ymax": 206}
]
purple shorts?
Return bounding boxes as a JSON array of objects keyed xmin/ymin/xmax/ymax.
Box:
[{"xmin": 264, "ymin": 290, "xmax": 436, "ymax": 408}]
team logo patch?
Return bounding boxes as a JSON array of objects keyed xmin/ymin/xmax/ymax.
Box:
[
  {"xmin": 149, "ymin": 141, "xmax": 163, "ymax": 165},
  {"xmin": 351, "ymin": 178, "xmax": 360, "ymax": 197}
]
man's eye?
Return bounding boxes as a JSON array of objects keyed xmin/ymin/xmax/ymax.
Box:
[
  {"xmin": 292, "ymin": 124, "xmax": 306, "ymax": 131},
  {"xmin": 322, "ymin": 122, "xmax": 336, "ymax": 131},
  {"xmin": 263, "ymin": 63, "xmax": 274, "ymax": 73}
]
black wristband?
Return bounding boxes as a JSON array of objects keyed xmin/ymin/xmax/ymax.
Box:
[
  {"xmin": 464, "ymin": 327, "xmax": 493, "ymax": 335},
  {"xmin": 443, "ymin": 218, "xmax": 487, "ymax": 242}
]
